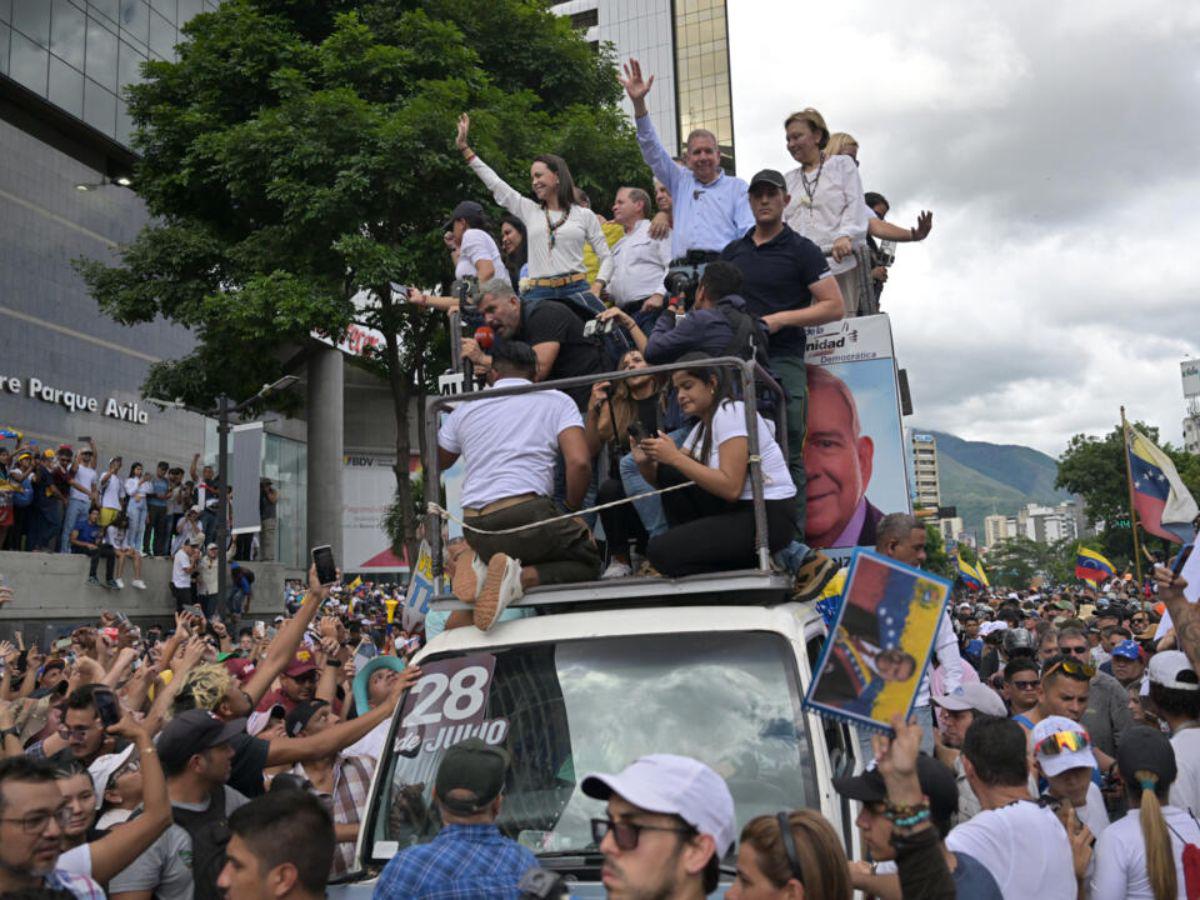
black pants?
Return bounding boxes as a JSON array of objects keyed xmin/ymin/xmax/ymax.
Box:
[
  {"xmin": 597, "ymin": 477, "xmax": 648, "ymax": 560},
  {"xmin": 89, "ymin": 545, "xmax": 116, "ymax": 580},
  {"xmin": 172, "ymin": 584, "xmax": 194, "ymax": 612},
  {"xmin": 146, "ymin": 505, "xmax": 169, "ymax": 556},
  {"xmin": 647, "ymin": 464, "xmax": 796, "ymax": 577}
]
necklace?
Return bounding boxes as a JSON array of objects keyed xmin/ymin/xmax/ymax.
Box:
[
  {"xmin": 544, "ymin": 206, "xmax": 569, "ymax": 251},
  {"xmin": 798, "ymin": 154, "xmax": 824, "ymax": 209}
]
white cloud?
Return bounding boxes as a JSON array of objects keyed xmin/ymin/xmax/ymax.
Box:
[{"xmin": 730, "ymin": 0, "xmax": 1200, "ymax": 457}]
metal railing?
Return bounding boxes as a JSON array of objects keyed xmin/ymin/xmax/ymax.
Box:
[{"xmin": 422, "ymin": 356, "xmax": 788, "ymax": 585}]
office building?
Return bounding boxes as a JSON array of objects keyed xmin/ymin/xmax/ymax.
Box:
[
  {"xmin": 0, "ymin": 1, "xmax": 408, "ymax": 573},
  {"xmin": 983, "ymin": 514, "xmax": 1014, "ymax": 549},
  {"xmin": 1183, "ymin": 358, "xmax": 1200, "ymax": 455},
  {"xmin": 910, "ymin": 432, "xmax": 940, "ymax": 509},
  {"xmin": 552, "ymin": 0, "xmax": 736, "ymax": 169}
]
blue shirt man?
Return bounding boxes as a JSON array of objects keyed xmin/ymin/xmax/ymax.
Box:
[
  {"xmin": 374, "ymin": 738, "xmax": 536, "ymax": 900},
  {"xmin": 621, "ymin": 58, "xmax": 753, "ymax": 259}
]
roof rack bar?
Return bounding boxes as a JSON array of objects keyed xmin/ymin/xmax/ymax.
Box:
[{"xmin": 423, "ymin": 356, "xmax": 788, "ymax": 584}]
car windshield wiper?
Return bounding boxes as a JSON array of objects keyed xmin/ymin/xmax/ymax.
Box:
[{"xmin": 536, "ymin": 849, "xmax": 605, "ymax": 867}]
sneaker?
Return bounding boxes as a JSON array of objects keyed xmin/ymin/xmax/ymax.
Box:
[
  {"xmin": 86, "ymin": 576, "xmax": 101, "ymax": 587},
  {"xmin": 451, "ymin": 547, "xmax": 488, "ymax": 603},
  {"xmin": 114, "ymin": 578, "xmax": 125, "ymax": 589},
  {"xmin": 104, "ymin": 580, "xmax": 120, "ymax": 590},
  {"xmin": 791, "ymin": 550, "xmax": 837, "ymax": 603},
  {"xmin": 635, "ymin": 559, "xmax": 662, "ymax": 578},
  {"xmin": 601, "ymin": 560, "xmax": 633, "ymax": 579},
  {"xmin": 131, "ymin": 579, "xmax": 147, "ymax": 590},
  {"xmin": 474, "ymin": 554, "xmax": 523, "ymax": 631}
]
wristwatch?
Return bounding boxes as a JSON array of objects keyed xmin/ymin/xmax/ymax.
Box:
[{"xmin": 0, "ymin": 727, "xmax": 20, "ymax": 741}]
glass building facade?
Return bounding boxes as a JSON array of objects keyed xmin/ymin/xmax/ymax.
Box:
[
  {"xmin": 0, "ymin": 0, "xmax": 218, "ymax": 146},
  {"xmin": 672, "ymin": 0, "xmax": 733, "ymax": 170}
]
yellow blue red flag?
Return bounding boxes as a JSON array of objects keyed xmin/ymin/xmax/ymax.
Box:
[
  {"xmin": 1076, "ymin": 547, "xmax": 1116, "ymax": 583},
  {"xmin": 1127, "ymin": 427, "xmax": 1198, "ymax": 544}
]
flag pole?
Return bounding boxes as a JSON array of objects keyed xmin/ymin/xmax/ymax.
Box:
[{"xmin": 1120, "ymin": 406, "xmax": 1144, "ymax": 585}]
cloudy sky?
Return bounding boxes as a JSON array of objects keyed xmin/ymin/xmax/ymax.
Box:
[{"xmin": 728, "ymin": 0, "xmax": 1200, "ymax": 457}]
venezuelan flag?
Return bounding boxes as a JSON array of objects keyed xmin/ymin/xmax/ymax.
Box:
[
  {"xmin": 1076, "ymin": 547, "xmax": 1116, "ymax": 583},
  {"xmin": 346, "ymin": 576, "xmax": 363, "ymax": 591},
  {"xmin": 1128, "ymin": 427, "xmax": 1199, "ymax": 544},
  {"xmin": 957, "ymin": 557, "xmax": 983, "ymax": 590},
  {"xmin": 975, "ymin": 558, "xmax": 990, "ymax": 588}
]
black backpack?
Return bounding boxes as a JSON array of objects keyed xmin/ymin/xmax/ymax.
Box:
[
  {"xmin": 716, "ymin": 302, "xmax": 780, "ymax": 415},
  {"xmin": 173, "ymin": 787, "xmax": 231, "ymax": 900}
]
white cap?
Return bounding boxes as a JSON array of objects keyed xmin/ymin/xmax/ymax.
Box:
[
  {"xmin": 979, "ymin": 621, "xmax": 1009, "ymax": 637},
  {"xmin": 581, "ymin": 754, "xmax": 736, "ymax": 856},
  {"xmin": 1031, "ymin": 716, "xmax": 1096, "ymax": 777},
  {"xmin": 931, "ymin": 683, "xmax": 1007, "ymax": 717},
  {"xmin": 1148, "ymin": 651, "xmax": 1199, "ymax": 692},
  {"xmin": 89, "ymin": 744, "xmax": 135, "ymax": 801}
]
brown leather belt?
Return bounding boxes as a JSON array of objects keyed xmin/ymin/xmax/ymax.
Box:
[
  {"xmin": 522, "ymin": 273, "xmax": 587, "ymax": 288},
  {"xmin": 463, "ymin": 493, "xmax": 540, "ymax": 518}
]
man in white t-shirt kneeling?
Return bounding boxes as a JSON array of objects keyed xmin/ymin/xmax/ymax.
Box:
[
  {"xmin": 946, "ymin": 715, "xmax": 1079, "ymax": 899},
  {"xmin": 438, "ymin": 339, "xmax": 600, "ymax": 632}
]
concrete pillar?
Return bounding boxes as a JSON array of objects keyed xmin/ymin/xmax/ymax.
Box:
[{"xmin": 307, "ymin": 344, "xmax": 344, "ymax": 563}]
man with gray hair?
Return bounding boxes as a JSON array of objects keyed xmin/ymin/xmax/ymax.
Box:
[
  {"xmin": 462, "ymin": 277, "xmax": 604, "ymax": 412},
  {"xmin": 620, "ymin": 58, "xmax": 753, "ymax": 262},
  {"xmin": 605, "ymin": 186, "xmax": 672, "ymax": 328}
]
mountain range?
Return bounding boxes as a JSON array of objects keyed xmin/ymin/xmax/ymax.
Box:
[{"xmin": 916, "ymin": 430, "xmax": 1072, "ymax": 538}]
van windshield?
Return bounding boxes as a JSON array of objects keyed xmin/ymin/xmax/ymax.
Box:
[{"xmin": 369, "ymin": 630, "xmax": 819, "ymax": 861}]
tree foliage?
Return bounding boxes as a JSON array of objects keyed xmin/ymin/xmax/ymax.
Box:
[
  {"xmin": 923, "ymin": 524, "xmax": 951, "ymax": 579},
  {"xmin": 75, "ymin": 0, "xmax": 650, "ymax": 550}
]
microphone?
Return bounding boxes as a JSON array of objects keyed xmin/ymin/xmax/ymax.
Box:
[{"xmin": 474, "ymin": 326, "xmax": 494, "ymax": 350}]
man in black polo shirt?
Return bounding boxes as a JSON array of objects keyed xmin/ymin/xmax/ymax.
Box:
[
  {"xmin": 720, "ymin": 168, "xmax": 844, "ymax": 524},
  {"xmin": 464, "ymin": 278, "xmax": 603, "ymax": 412}
]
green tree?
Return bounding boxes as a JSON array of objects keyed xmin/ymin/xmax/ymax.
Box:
[
  {"xmin": 923, "ymin": 524, "xmax": 951, "ymax": 578},
  {"xmin": 75, "ymin": 0, "xmax": 649, "ymax": 554}
]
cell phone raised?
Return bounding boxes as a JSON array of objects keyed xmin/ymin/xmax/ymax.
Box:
[
  {"xmin": 627, "ymin": 422, "xmax": 650, "ymax": 443},
  {"xmin": 1172, "ymin": 544, "xmax": 1194, "ymax": 578},
  {"xmin": 312, "ymin": 544, "xmax": 338, "ymax": 586},
  {"xmin": 93, "ymin": 687, "xmax": 121, "ymax": 728}
]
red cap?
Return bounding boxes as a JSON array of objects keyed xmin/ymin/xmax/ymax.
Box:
[
  {"xmin": 283, "ymin": 650, "xmax": 318, "ymax": 678},
  {"xmin": 224, "ymin": 658, "xmax": 257, "ymax": 684}
]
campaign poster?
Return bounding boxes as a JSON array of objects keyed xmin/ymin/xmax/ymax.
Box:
[
  {"xmin": 804, "ymin": 549, "xmax": 951, "ymax": 732},
  {"xmin": 342, "ymin": 454, "xmax": 413, "ymax": 574},
  {"xmin": 804, "ymin": 315, "xmax": 910, "ymax": 562}
]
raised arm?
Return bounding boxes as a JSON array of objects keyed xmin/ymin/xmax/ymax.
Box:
[
  {"xmin": 1153, "ymin": 566, "xmax": 1200, "ymax": 672},
  {"xmin": 241, "ymin": 566, "xmax": 329, "ymax": 706},
  {"xmin": 869, "ymin": 210, "xmax": 933, "ymax": 243},
  {"xmin": 620, "ymin": 59, "xmax": 682, "ymax": 192},
  {"xmin": 455, "ymin": 113, "xmax": 535, "ymax": 219}
]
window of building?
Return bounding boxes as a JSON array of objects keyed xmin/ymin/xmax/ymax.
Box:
[{"xmin": 569, "ymin": 8, "xmax": 598, "ymax": 29}]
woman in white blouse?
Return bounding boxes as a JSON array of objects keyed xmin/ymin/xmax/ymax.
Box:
[
  {"xmin": 455, "ymin": 113, "xmax": 610, "ymax": 317},
  {"xmin": 781, "ymin": 108, "xmax": 869, "ymax": 318}
]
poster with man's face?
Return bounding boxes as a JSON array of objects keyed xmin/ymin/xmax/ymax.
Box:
[{"xmin": 803, "ymin": 316, "xmax": 911, "ymax": 556}]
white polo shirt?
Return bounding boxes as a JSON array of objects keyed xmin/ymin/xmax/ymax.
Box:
[
  {"xmin": 606, "ymin": 218, "xmax": 671, "ymax": 307},
  {"xmin": 438, "ymin": 378, "xmax": 582, "ymax": 510}
]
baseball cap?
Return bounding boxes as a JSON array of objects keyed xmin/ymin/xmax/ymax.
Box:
[
  {"xmin": 1111, "ymin": 639, "xmax": 1143, "ymax": 662},
  {"xmin": 89, "ymin": 744, "xmax": 135, "ymax": 800},
  {"xmin": 1147, "ymin": 650, "xmax": 1198, "ymax": 691},
  {"xmin": 1031, "ymin": 716, "xmax": 1096, "ymax": 777},
  {"xmin": 284, "ymin": 700, "xmax": 328, "ymax": 737},
  {"xmin": 156, "ymin": 709, "xmax": 246, "ymax": 770},
  {"xmin": 582, "ymin": 754, "xmax": 736, "ymax": 856},
  {"xmin": 188, "ymin": 504, "xmax": 203, "ymax": 515},
  {"xmin": 1117, "ymin": 725, "xmax": 1177, "ymax": 788},
  {"xmin": 283, "ymin": 650, "xmax": 318, "ymax": 678},
  {"xmin": 224, "ymin": 657, "xmax": 257, "ymax": 684},
  {"xmin": 833, "ymin": 754, "xmax": 958, "ymax": 825},
  {"xmin": 444, "ymin": 200, "xmax": 484, "ymax": 230},
  {"xmin": 747, "ymin": 169, "xmax": 786, "ymax": 192},
  {"xmin": 931, "ymin": 683, "xmax": 1007, "ymax": 718},
  {"xmin": 435, "ymin": 738, "xmax": 511, "ymax": 814}
]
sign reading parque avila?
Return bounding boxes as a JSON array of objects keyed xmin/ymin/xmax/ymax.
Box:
[{"xmin": 0, "ymin": 374, "xmax": 150, "ymax": 425}]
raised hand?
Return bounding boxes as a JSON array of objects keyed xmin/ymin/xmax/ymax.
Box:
[
  {"xmin": 0, "ymin": 640, "xmax": 15, "ymax": 666},
  {"xmin": 619, "ymin": 58, "xmax": 654, "ymax": 104},
  {"xmin": 387, "ymin": 665, "xmax": 424, "ymax": 704},
  {"xmin": 455, "ymin": 113, "xmax": 470, "ymax": 151}
]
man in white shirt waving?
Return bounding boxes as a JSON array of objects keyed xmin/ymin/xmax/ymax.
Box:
[{"xmin": 439, "ymin": 339, "xmax": 600, "ymax": 632}]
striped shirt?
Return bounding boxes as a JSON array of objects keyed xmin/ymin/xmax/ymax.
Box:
[{"xmin": 292, "ymin": 753, "xmax": 373, "ymax": 876}]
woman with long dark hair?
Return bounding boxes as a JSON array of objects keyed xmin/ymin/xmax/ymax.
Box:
[
  {"xmin": 633, "ymin": 355, "xmax": 799, "ymax": 579},
  {"xmin": 499, "ymin": 214, "xmax": 529, "ymax": 287},
  {"xmin": 456, "ymin": 113, "xmax": 610, "ymax": 314},
  {"xmin": 728, "ymin": 809, "xmax": 852, "ymax": 900},
  {"xmin": 1091, "ymin": 725, "xmax": 1200, "ymax": 899}
]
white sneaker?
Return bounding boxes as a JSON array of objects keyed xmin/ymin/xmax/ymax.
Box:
[
  {"xmin": 131, "ymin": 579, "xmax": 147, "ymax": 590},
  {"xmin": 474, "ymin": 554, "xmax": 523, "ymax": 631},
  {"xmin": 114, "ymin": 578, "xmax": 125, "ymax": 589},
  {"xmin": 601, "ymin": 560, "xmax": 633, "ymax": 579}
]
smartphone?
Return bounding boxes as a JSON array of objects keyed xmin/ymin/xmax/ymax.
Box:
[
  {"xmin": 1172, "ymin": 544, "xmax": 1194, "ymax": 578},
  {"xmin": 77, "ymin": 436, "xmax": 91, "ymax": 443},
  {"xmin": 93, "ymin": 687, "xmax": 121, "ymax": 727},
  {"xmin": 312, "ymin": 545, "xmax": 338, "ymax": 586},
  {"xmin": 53, "ymin": 638, "xmax": 72, "ymax": 652},
  {"xmin": 254, "ymin": 620, "xmax": 266, "ymax": 639},
  {"xmin": 627, "ymin": 422, "xmax": 650, "ymax": 443}
]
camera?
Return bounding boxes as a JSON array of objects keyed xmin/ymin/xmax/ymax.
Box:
[
  {"xmin": 517, "ymin": 869, "xmax": 570, "ymax": 900},
  {"xmin": 582, "ymin": 317, "xmax": 615, "ymax": 339},
  {"xmin": 451, "ymin": 277, "xmax": 479, "ymax": 311},
  {"xmin": 663, "ymin": 249, "xmax": 712, "ymax": 310}
]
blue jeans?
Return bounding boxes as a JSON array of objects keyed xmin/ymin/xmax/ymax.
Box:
[
  {"xmin": 126, "ymin": 503, "xmax": 147, "ymax": 555},
  {"xmin": 61, "ymin": 497, "xmax": 91, "ymax": 552},
  {"xmin": 618, "ymin": 427, "xmax": 690, "ymax": 538},
  {"xmin": 520, "ymin": 282, "xmax": 605, "ymax": 318}
]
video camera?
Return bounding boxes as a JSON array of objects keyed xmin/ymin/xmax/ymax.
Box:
[{"xmin": 663, "ymin": 249, "xmax": 714, "ymax": 310}]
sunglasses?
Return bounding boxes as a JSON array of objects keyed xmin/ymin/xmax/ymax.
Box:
[
  {"xmin": 591, "ymin": 817, "xmax": 695, "ymax": 851},
  {"xmin": 1035, "ymin": 729, "xmax": 1091, "ymax": 757},
  {"xmin": 1010, "ymin": 679, "xmax": 1040, "ymax": 691},
  {"xmin": 1059, "ymin": 644, "xmax": 1090, "ymax": 656},
  {"xmin": 1045, "ymin": 658, "xmax": 1095, "ymax": 680}
]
